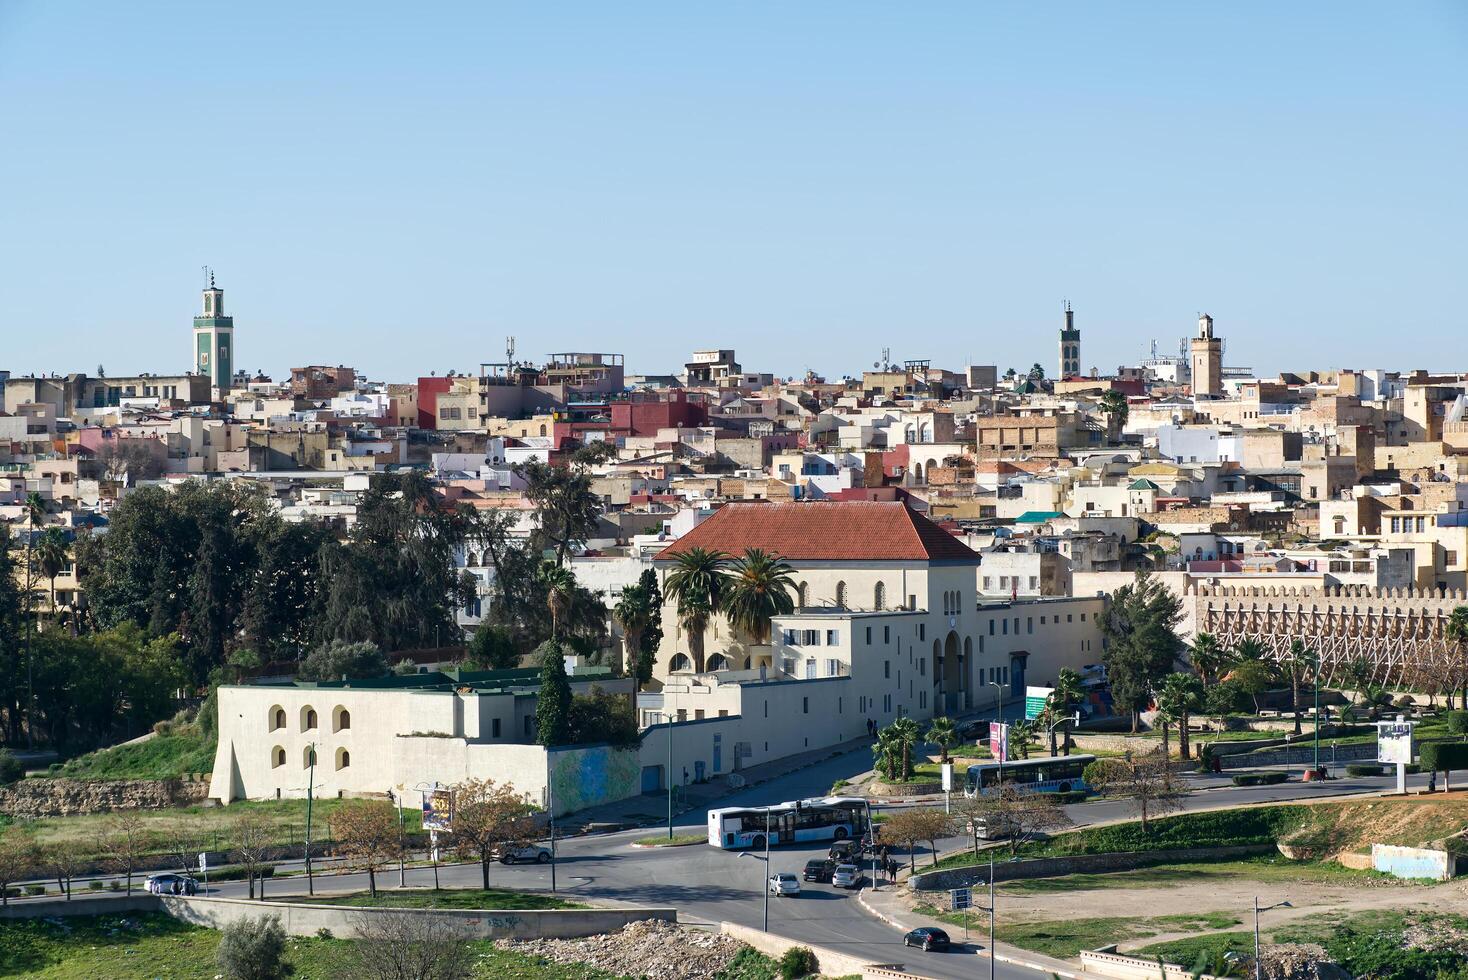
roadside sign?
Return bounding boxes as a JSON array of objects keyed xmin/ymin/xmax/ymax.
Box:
[
  {"xmin": 422, "ymin": 786, "xmax": 455, "ymax": 832},
  {"xmin": 197, "ymin": 853, "xmax": 207, "ymax": 872},
  {"xmin": 989, "ymin": 722, "xmax": 1009, "ymax": 761},
  {"xmin": 1025, "ymin": 687, "xmax": 1053, "ymax": 720},
  {"xmin": 941, "ymin": 762, "xmax": 954, "ymax": 792},
  {"xmin": 1377, "ymin": 720, "xmax": 1415, "ymax": 765},
  {"xmin": 951, "ymin": 886, "xmax": 972, "ymax": 911}
]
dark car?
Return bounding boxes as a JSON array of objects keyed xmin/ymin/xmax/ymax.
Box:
[
  {"xmin": 802, "ymin": 859, "xmax": 836, "ymax": 883},
  {"xmin": 903, "ymin": 927, "xmax": 951, "ymax": 951},
  {"xmin": 828, "ymin": 839, "xmax": 861, "ymax": 861}
]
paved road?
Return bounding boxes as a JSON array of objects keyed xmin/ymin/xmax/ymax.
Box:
[{"xmin": 93, "ymin": 753, "xmax": 1425, "ymax": 980}]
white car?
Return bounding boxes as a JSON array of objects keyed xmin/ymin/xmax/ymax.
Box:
[
  {"xmin": 767, "ymin": 872, "xmax": 801, "ymax": 896},
  {"xmin": 498, "ymin": 844, "xmax": 552, "ymax": 864},
  {"xmin": 831, "ymin": 864, "xmax": 861, "ymax": 889},
  {"xmin": 144, "ymin": 873, "xmax": 198, "ymax": 896}
]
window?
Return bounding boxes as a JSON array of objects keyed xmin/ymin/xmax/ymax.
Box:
[
  {"xmin": 802, "ymin": 629, "xmax": 820, "ymax": 646},
  {"xmin": 270, "ymin": 706, "xmax": 286, "ymax": 731},
  {"xmin": 919, "ymin": 658, "xmax": 925, "ymax": 676},
  {"xmin": 492, "ymin": 718, "xmax": 501, "ymax": 738},
  {"xmin": 301, "ymin": 706, "xmax": 318, "ymax": 731},
  {"xmin": 803, "ymin": 697, "xmax": 809, "ymax": 714},
  {"xmin": 826, "ymin": 629, "xmax": 839, "ymax": 645},
  {"xmin": 884, "ymin": 660, "xmax": 891, "ymax": 679},
  {"xmin": 1390, "ymin": 517, "xmax": 1401, "ymax": 533},
  {"xmin": 918, "ymin": 624, "xmax": 926, "ymax": 641},
  {"xmin": 920, "ymin": 691, "xmax": 926, "ymax": 709},
  {"xmin": 989, "ymin": 620, "xmax": 995, "ymax": 635},
  {"xmin": 333, "ymin": 706, "xmax": 350, "ymax": 732},
  {"xmin": 884, "ymin": 625, "xmax": 891, "ymax": 643},
  {"xmin": 271, "ymin": 746, "xmax": 285, "ymax": 768},
  {"xmin": 670, "ymin": 653, "xmax": 693, "ymax": 671},
  {"xmin": 1027, "ymin": 618, "xmax": 1033, "ymax": 634},
  {"xmin": 335, "ymin": 748, "xmax": 350, "ymax": 770},
  {"xmin": 983, "ymin": 576, "xmax": 993, "ymax": 590},
  {"xmin": 1080, "ymin": 613, "xmax": 1086, "ymax": 622},
  {"xmin": 1067, "ymin": 614, "xmax": 1073, "ymax": 623},
  {"xmin": 805, "ymin": 660, "xmax": 816, "ymax": 679},
  {"xmin": 827, "ymin": 658, "xmax": 840, "ymax": 676},
  {"xmin": 1002, "ymin": 620, "xmax": 1008, "ymax": 635},
  {"xmin": 303, "ymin": 746, "xmax": 315, "ymax": 769},
  {"xmin": 866, "ymin": 627, "xmax": 872, "ymax": 644},
  {"xmin": 783, "ymin": 628, "xmax": 797, "ymax": 645}
]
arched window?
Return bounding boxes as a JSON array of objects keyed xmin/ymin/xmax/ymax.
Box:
[
  {"xmin": 335, "ymin": 748, "xmax": 350, "ymax": 771},
  {"xmin": 796, "ymin": 582, "xmax": 809, "ymax": 608},
  {"xmin": 271, "ymin": 746, "xmax": 285, "ymax": 769},
  {"xmin": 539, "ymin": 424, "xmax": 547, "ymax": 437},
  {"xmin": 874, "ymin": 582, "xmax": 887, "ymax": 610},
  {"xmin": 269, "ymin": 706, "xmax": 285, "ymax": 732},
  {"xmin": 465, "ymin": 551, "xmax": 478, "ymax": 567},
  {"xmin": 670, "ymin": 653, "xmax": 693, "ymax": 672},
  {"xmin": 835, "ymin": 581, "xmax": 848, "ymax": 609},
  {"xmin": 301, "ymin": 706, "xmax": 318, "ymax": 731},
  {"xmin": 333, "ymin": 706, "xmax": 351, "ymax": 733},
  {"xmin": 303, "ymin": 746, "xmax": 316, "ymax": 769},
  {"xmin": 707, "ymin": 653, "xmax": 731, "ymax": 671}
]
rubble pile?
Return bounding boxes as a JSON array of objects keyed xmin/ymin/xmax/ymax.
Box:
[
  {"xmin": 1255, "ymin": 943, "xmax": 1351, "ymax": 980},
  {"xmin": 497, "ymin": 918, "xmax": 748, "ymax": 980}
]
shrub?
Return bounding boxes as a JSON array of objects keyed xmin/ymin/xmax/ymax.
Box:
[
  {"xmin": 1420, "ymin": 741, "xmax": 1468, "ymax": 774},
  {"xmin": 1448, "ymin": 711, "xmax": 1468, "ymax": 740},
  {"xmin": 217, "ymin": 914, "xmax": 291, "ymax": 980},
  {"xmin": 778, "ymin": 946, "xmax": 819, "ymax": 979},
  {"xmin": 1233, "ymin": 772, "xmax": 1289, "ymax": 786},
  {"xmin": 1346, "ymin": 763, "xmax": 1385, "ymax": 777},
  {"xmin": 0, "ymin": 749, "xmax": 22, "ymax": 785},
  {"xmin": 23, "ymin": 885, "xmax": 44, "ymax": 896},
  {"xmin": 106, "ymin": 881, "xmax": 122, "ymax": 892},
  {"xmin": 1053, "ymin": 790, "xmax": 1090, "ymax": 804},
  {"xmin": 87, "ymin": 880, "xmax": 104, "ymax": 891}
]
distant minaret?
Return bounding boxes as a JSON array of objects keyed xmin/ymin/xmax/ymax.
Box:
[
  {"xmin": 1059, "ymin": 302, "xmax": 1080, "ymax": 378},
  {"xmin": 1189, "ymin": 312, "xmax": 1223, "ymax": 397},
  {"xmin": 193, "ymin": 268, "xmax": 234, "ymax": 392}
]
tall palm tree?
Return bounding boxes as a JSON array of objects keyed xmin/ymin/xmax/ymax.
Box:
[
  {"xmin": 887, "ymin": 717, "xmax": 922, "ymax": 781},
  {"xmin": 1156, "ymin": 672, "xmax": 1204, "ymax": 760},
  {"xmin": 925, "ymin": 716, "xmax": 958, "ymax": 764},
  {"xmin": 1446, "ymin": 606, "xmax": 1468, "ymax": 710},
  {"xmin": 1187, "ymin": 632, "xmax": 1231, "ymax": 688},
  {"xmin": 1050, "ymin": 667, "xmax": 1085, "ymax": 756},
  {"xmin": 663, "ymin": 548, "xmax": 730, "ymax": 673},
  {"xmin": 538, "ymin": 563, "xmax": 577, "ymax": 639},
  {"xmin": 612, "ymin": 583, "xmax": 652, "ymax": 680},
  {"xmin": 1282, "ymin": 640, "xmax": 1315, "ymax": 736},
  {"xmin": 34, "ymin": 528, "xmax": 68, "ymax": 622},
  {"xmin": 723, "ymin": 548, "xmax": 798, "ymax": 649}
]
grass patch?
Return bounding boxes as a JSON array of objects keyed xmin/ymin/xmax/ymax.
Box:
[
  {"xmin": 994, "ymin": 854, "xmax": 1396, "ymax": 894},
  {"xmin": 48, "ymin": 730, "xmax": 216, "ymax": 781},
  {"xmin": 287, "ymin": 887, "xmax": 583, "ymax": 910},
  {"xmin": 635, "ymin": 833, "xmax": 706, "ymax": 847},
  {"xmin": 1130, "ymin": 931, "xmax": 1255, "ymax": 967},
  {"xmin": 0, "ymin": 911, "xmax": 635, "ymax": 979},
  {"xmin": 915, "ymin": 906, "xmax": 1241, "ymax": 960},
  {"xmin": 1016, "ymin": 806, "xmax": 1299, "ymax": 858},
  {"xmin": 713, "ymin": 946, "xmax": 784, "ymax": 980}
]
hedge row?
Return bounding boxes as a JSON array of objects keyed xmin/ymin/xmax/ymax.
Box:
[
  {"xmin": 1232, "ymin": 772, "xmax": 1289, "ymax": 786},
  {"xmin": 1420, "ymin": 742, "xmax": 1468, "ymax": 772}
]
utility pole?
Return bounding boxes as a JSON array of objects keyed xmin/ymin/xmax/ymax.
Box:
[
  {"xmin": 988, "ymin": 853, "xmax": 996, "ymax": 980},
  {"xmin": 304, "ymin": 744, "xmax": 316, "ymax": 896},
  {"xmin": 1312, "ymin": 654, "xmax": 1321, "ymax": 776},
  {"xmin": 392, "ymin": 789, "xmax": 406, "ymax": 887},
  {"xmin": 665, "ymin": 712, "xmax": 675, "ymax": 839},
  {"xmin": 763, "ymin": 809, "xmax": 770, "ymax": 932},
  {"xmin": 548, "ymin": 764, "xmax": 558, "ymax": 893}
]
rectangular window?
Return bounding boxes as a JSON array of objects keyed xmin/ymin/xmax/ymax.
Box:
[
  {"xmin": 1067, "ymin": 614, "xmax": 1073, "ymax": 623},
  {"xmin": 826, "ymin": 629, "xmax": 839, "ymax": 645},
  {"xmin": 919, "ymin": 658, "xmax": 925, "ymax": 676},
  {"xmin": 695, "ymin": 709, "xmax": 705, "ymax": 720},
  {"xmin": 918, "ymin": 624, "xmax": 926, "ymax": 641},
  {"xmin": 827, "ymin": 658, "xmax": 840, "ymax": 676},
  {"xmin": 1080, "ymin": 613, "xmax": 1087, "ymax": 621},
  {"xmin": 802, "ymin": 629, "xmax": 820, "ymax": 646},
  {"xmin": 989, "ymin": 620, "xmax": 995, "ymax": 636},
  {"xmin": 524, "ymin": 716, "xmax": 533, "ymax": 736},
  {"xmin": 764, "ymin": 701, "xmax": 768, "ymax": 718},
  {"xmin": 782, "ymin": 629, "xmax": 796, "ymax": 646},
  {"xmin": 884, "ymin": 626, "xmax": 891, "ymax": 643},
  {"xmin": 1002, "ymin": 666, "xmax": 1009, "ymax": 684},
  {"xmin": 1027, "ymin": 617, "xmax": 1034, "ymax": 634},
  {"xmin": 983, "ymin": 576, "xmax": 993, "ymax": 590},
  {"xmin": 492, "ymin": 718, "xmax": 501, "ymax": 738},
  {"xmin": 884, "ymin": 661, "xmax": 890, "ymax": 679},
  {"xmin": 803, "ymin": 697, "xmax": 809, "ymax": 714},
  {"xmin": 1002, "ymin": 620, "xmax": 1008, "ymax": 635},
  {"xmin": 866, "ymin": 626, "xmax": 872, "ymax": 644},
  {"xmin": 920, "ymin": 691, "xmax": 927, "ymax": 709},
  {"xmin": 1449, "ymin": 551, "xmax": 1459, "ymax": 565},
  {"xmin": 1029, "ymin": 576, "xmax": 1039, "ymax": 590},
  {"xmin": 805, "ymin": 660, "xmax": 816, "ymax": 679}
]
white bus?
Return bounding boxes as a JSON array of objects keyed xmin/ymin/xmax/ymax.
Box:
[
  {"xmin": 707, "ymin": 796, "xmax": 868, "ymax": 850},
  {"xmin": 963, "ymin": 755, "xmax": 1096, "ymax": 798}
]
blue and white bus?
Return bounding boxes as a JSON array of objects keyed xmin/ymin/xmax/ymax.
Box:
[
  {"xmin": 707, "ymin": 796, "xmax": 868, "ymax": 850},
  {"xmin": 963, "ymin": 755, "xmax": 1095, "ymax": 798}
]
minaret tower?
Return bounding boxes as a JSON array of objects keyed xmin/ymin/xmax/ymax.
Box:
[
  {"xmin": 1058, "ymin": 302, "xmax": 1080, "ymax": 378},
  {"xmin": 193, "ymin": 268, "xmax": 234, "ymax": 392},
  {"xmin": 1189, "ymin": 312, "xmax": 1223, "ymax": 397}
]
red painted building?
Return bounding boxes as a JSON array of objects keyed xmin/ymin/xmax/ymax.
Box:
[
  {"xmin": 416, "ymin": 376, "xmax": 453, "ymax": 430},
  {"xmin": 610, "ymin": 391, "xmax": 707, "ymax": 437}
]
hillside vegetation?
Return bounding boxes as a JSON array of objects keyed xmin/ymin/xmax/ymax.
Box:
[{"xmin": 49, "ymin": 730, "xmax": 215, "ymax": 781}]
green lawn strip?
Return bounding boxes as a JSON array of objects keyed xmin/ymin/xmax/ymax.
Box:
[
  {"xmin": 47, "ymin": 729, "xmax": 216, "ymax": 780},
  {"xmin": 0, "ymin": 911, "xmax": 780, "ymax": 980},
  {"xmin": 284, "ymin": 887, "xmax": 583, "ymax": 910},
  {"xmin": 634, "ymin": 833, "xmax": 706, "ymax": 847},
  {"xmin": 994, "ymin": 854, "xmax": 1396, "ymax": 894},
  {"xmin": 913, "ymin": 905, "xmax": 1240, "ymax": 960},
  {"xmin": 1128, "ymin": 931, "xmax": 1256, "ymax": 967}
]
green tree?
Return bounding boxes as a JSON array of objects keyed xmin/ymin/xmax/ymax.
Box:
[
  {"xmin": 1101, "ymin": 570, "xmax": 1184, "ymax": 730},
  {"xmin": 1446, "ymin": 606, "xmax": 1468, "ymax": 710},
  {"xmin": 0, "ymin": 524, "xmax": 28, "ymax": 743},
  {"xmin": 518, "ymin": 459, "xmax": 602, "ymax": 566},
  {"xmin": 1048, "ymin": 667, "xmax": 1085, "ymax": 756},
  {"xmin": 636, "ymin": 568, "xmax": 663, "ymax": 688},
  {"xmin": 1282, "ymin": 640, "xmax": 1316, "ymax": 736},
  {"xmin": 877, "ymin": 717, "xmax": 922, "ymax": 781},
  {"xmin": 216, "ymin": 915, "xmax": 290, "ymax": 980},
  {"xmin": 723, "ymin": 548, "xmax": 798, "ymax": 647},
  {"xmin": 663, "ymin": 547, "xmax": 730, "ymax": 673},
  {"xmin": 613, "ymin": 583, "xmax": 653, "ymax": 679},
  {"xmin": 1099, "ymin": 389, "xmax": 1130, "ymax": 437},
  {"xmin": 467, "ymin": 625, "xmax": 518, "ymax": 671},
  {"xmin": 535, "ymin": 640, "xmax": 572, "ymax": 746},
  {"xmin": 1186, "ymin": 632, "xmax": 1232, "ymax": 688},
  {"xmin": 1228, "ymin": 659, "xmax": 1277, "ymax": 715},
  {"xmin": 297, "ymin": 640, "xmax": 387, "ymax": 682},
  {"xmin": 1204, "ymin": 679, "xmax": 1246, "ymax": 730},
  {"xmin": 1155, "ymin": 672, "xmax": 1205, "ymax": 760},
  {"xmin": 538, "ymin": 562, "xmax": 577, "ymax": 639},
  {"xmin": 1009, "ymin": 718, "xmax": 1039, "ymax": 759},
  {"xmin": 33, "ymin": 528, "xmax": 68, "ymax": 621},
  {"xmin": 925, "ymin": 716, "xmax": 959, "ymax": 764}
]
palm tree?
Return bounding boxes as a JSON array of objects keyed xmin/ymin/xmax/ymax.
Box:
[
  {"xmin": 1282, "ymin": 640, "xmax": 1316, "ymax": 735},
  {"xmin": 1446, "ymin": 606, "xmax": 1468, "ymax": 710},
  {"xmin": 1049, "ymin": 667, "xmax": 1085, "ymax": 756},
  {"xmin": 1156, "ymin": 672, "xmax": 1205, "ymax": 760},
  {"xmin": 1187, "ymin": 632, "xmax": 1231, "ymax": 688},
  {"xmin": 34, "ymin": 528, "xmax": 68, "ymax": 621},
  {"xmin": 883, "ymin": 717, "xmax": 922, "ymax": 781},
  {"xmin": 612, "ymin": 583, "xmax": 653, "ymax": 680},
  {"xmin": 723, "ymin": 548, "xmax": 798, "ymax": 648},
  {"xmin": 926, "ymin": 716, "xmax": 959, "ymax": 764},
  {"xmin": 873, "ymin": 726, "xmax": 903, "ymax": 782},
  {"xmin": 664, "ymin": 548, "xmax": 730, "ymax": 673},
  {"xmin": 538, "ymin": 563, "xmax": 577, "ymax": 639},
  {"xmin": 1099, "ymin": 390, "xmax": 1130, "ymax": 439}
]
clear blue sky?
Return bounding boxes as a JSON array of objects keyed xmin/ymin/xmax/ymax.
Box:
[{"xmin": 1, "ymin": 2, "xmax": 1464, "ymax": 383}]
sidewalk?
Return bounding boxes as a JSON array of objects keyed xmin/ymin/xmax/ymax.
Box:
[
  {"xmin": 562, "ymin": 736, "xmax": 877, "ymax": 830},
  {"xmin": 858, "ymin": 881, "xmax": 1109, "ymax": 980}
]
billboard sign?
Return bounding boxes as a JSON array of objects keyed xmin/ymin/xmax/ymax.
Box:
[
  {"xmin": 989, "ymin": 722, "xmax": 1009, "ymax": 762},
  {"xmin": 1377, "ymin": 720, "xmax": 1414, "ymax": 765},
  {"xmin": 422, "ymin": 787, "xmax": 455, "ymax": 832},
  {"xmin": 1025, "ymin": 687, "xmax": 1054, "ymax": 720},
  {"xmin": 951, "ymin": 886, "xmax": 973, "ymax": 911}
]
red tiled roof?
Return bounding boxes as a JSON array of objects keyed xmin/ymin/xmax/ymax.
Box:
[{"xmin": 655, "ymin": 501, "xmax": 980, "ymax": 563}]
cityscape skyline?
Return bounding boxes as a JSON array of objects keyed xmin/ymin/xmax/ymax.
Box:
[{"xmin": 2, "ymin": 2, "xmax": 1465, "ymax": 380}]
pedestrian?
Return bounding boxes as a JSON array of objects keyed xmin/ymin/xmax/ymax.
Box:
[
  {"xmin": 888, "ymin": 857, "xmax": 898, "ymax": 882},
  {"xmin": 1429, "ymin": 769, "xmax": 1437, "ymax": 793}
]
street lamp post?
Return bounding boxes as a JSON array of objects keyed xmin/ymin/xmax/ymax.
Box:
[
  {"xmin": 988, "ymin": 852, "xmax": 996, "ymax": 980},
  {"xmin": 659, "ymin": 711, "xmax": 675, "ymax": 839},
  {"xmin": 988, "ymin": 681, "xmax": 1005, "ymax": 784},
  {"xmin": 304, "ymin": 743, "xmax": 316, "ymax": 896},
  {"xmin": 1253, "ymin": 897, "xmax": 1292, "ymax": 980},
  {"xmin": 739, "ymin": 810, "xmax": 771, "ymax": 932},
  {"xmin": 1312, "ymin": 653, "xmax": 1322, "ymax": 776},
  {"xmin": 863, "ymin": 798, "xmax": 879, "ymax": 892}
]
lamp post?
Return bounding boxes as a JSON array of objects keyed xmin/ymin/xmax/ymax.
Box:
[
  {"xmin": 989, "ymin": 681, "xmax": 1005, "ymax": 785},
  {"xmin": 658, "ymin": 710, "xmax": 676, "ymax": 839},
  {"xmin": 863, "ymin": 798, "xmax": 879, "ymax": 892},
  {"xmin": 738, "ymin": 809, "xmax": 771, "ymax": 932},
  {"xmin": 1312, "ymin": 652, "xmax": 1322, "ymax": 776},
  {"xmin": 304, "ymin": 743, "xmax": 316, "ymax": 896},
  {"xmin": 1253, "ymin": 897, "xmax": 1292, "ymax": 980}
]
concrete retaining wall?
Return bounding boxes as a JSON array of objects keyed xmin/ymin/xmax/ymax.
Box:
[
  {"xmin": 0, "ymin": 776, "xmax": 212, "ymax": 817},
  {"xmin": 720, "ymin": 920, "xmax": 903, "ymax": 979},
  {"xmin": 1215, "ymin": 742, "xmax": 1375, "ymax": 769},
  {"xmin": 909, "ymin": 844, "xmax": 1272, "ymax": 891},
  {"xmin": 1372, "ymin": 844, "xmax": 1459, "ymax": 881},
  {"xmin": 161, "ymin": 895, "xmax": 675, "ymax": 939},
  {"xmin": 0, "ymin": 894, "xmax": 159, "ymax": 919},
  {"xmin": 1082, "ymin": 949, "xmax": 1223, "ymax": 980}
]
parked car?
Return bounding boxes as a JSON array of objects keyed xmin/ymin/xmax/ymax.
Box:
[
  {"xmin": 498, "ymin": 844, "xmax": 551, "ymax": 864},
  {"xmin": 971, "ymin": 815, "xmax": 1018, "ymax": 840},
  {"xmin": 767, "ymin": 872, "xmax": 801, "ymax": 896},
  {"xmin": 145, "ymin": 873, "xmax": 198, "ymax": 896},
  {"xmin": 802, "ymin": 859, "xmax": 836, "ymax": 883},
  {"xmin": 903, "ymin": 927, "xmax": 951, "ymax": 951},
  {"xmin": 831, "ymin": 864, "xmax": 862, "ymax": 889}
]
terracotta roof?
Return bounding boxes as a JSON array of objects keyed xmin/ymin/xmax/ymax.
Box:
[{"xmin": 655, "ymin": 501, "xmax": 980, "ymax": 563}]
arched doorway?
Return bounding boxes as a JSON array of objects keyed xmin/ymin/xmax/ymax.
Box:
[{"xmin": 941, "ymin": 632, "xmax": 962, "ymax": 713}]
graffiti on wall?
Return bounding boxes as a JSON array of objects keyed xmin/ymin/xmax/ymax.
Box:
[{"xmin": 549, "ymin": 744, "xmax": 641, "ymax": 814}]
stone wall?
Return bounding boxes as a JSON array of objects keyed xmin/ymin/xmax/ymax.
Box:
[
  {"xmin": 1213, "ymin": 741, "xmax": 1376, "ymax": 770},
  {"xmin": 908, "ymin": 844, "xmax": 1272, "ymax": 891},
  {"xmin": 720, "ymin": 920, "xmax": 901, "ymax": 978},
  {"xmin": 0, "ymin": 894, "xmax": 158, "ymax": 920},
  {"xmin": 0, "ymin": 776, "xmax": 212, "ymax": 817}
]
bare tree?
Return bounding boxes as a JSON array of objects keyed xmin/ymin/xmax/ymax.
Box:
[
  {"xmin": 97, "ymin": 811, "xmax": 153, "ymax": 896},
  {"xmin": 97, "ymin": 438, "xmax": 163, "ymax": 484},
  {"xmin": 43, "ymin": 841, "xmax": 86, "ymax": 900},
  {"xmin": 231, "ymin": 810, "xmax": 273, "ymax": 900},
  {"xmin": 447, "ymin": 778, "xmax": 536, "ymax": 890},
  {"xmin": 329, "ymin": 801, "xmax": 404, "ymax": 899},
  {"xmin": 954, "ymin": 784, "xmax": 1074, "ymax": 859},
  {"xmin": 348, "ymin": 909, "xmax": 474, "ymax": 980},
  {"xmin": 165, "ymin": 829, "xmax": 209, "ymax": 878},
  {"xmin": 0, "ymin": 826, "xmax": 37, "ymax": 907},
  {"xmin": 1084, "ymin": 749, "xmax": 1186, "ymax": 832},
  {"xmin": 880, "ymin": 808, "xmax": 953, "ymax": 873}
]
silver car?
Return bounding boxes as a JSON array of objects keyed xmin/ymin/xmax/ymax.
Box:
[{"xmin": 831, "ymin": 864, "xmax": 861, "ymax": 889}]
